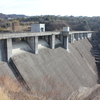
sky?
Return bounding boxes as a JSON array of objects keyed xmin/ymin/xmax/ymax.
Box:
[{"xmin": 0, "ymin": 0, "xmax": 100, "ymax": 17}]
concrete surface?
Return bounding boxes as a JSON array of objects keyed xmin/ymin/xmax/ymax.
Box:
[
  {"xmin": 12, "ymin": 41, "xmax": 33, "ymax": 56},
  {"xmin": 0, "ymin": 31, "xmax": 94, "ymax": 39},
  {"xmin": 11, "ymin": 38, "xmax": 98, "ymax": 98},
  {"xmin": 0, "ymin": 40, "xmax": 7, "ymax": 61},
  {"xmin": 0, "ymin": 61, "xmax": 16, "ymax": 79},
  {"xmin": 7, "ymin": 38, "xmax": 12, "ymax": 62}
]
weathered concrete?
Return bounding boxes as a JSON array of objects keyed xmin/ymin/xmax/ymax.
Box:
[
  {"xmin": 7, "ymin": 38, "xmax": 12, "ymax": 62},
  {"xmin": 79, "ymin": 33, "xmax": 83, "ymax": 40},
  {"xmin": 69, "ymin": 34, "xmax": 74, "ymax": 43},
  {"xmin": 34, "ymin": 36, "xmax": 38, "ymax": 54},
  {"xmin": 76, "ymin": 33, "xmax": 79, "ymax": 41},
  {"xmin": 26, "ymin": 37, "xmax": 35, "ymax": 52},
  {"xmin": 50, "ymin": 34, "xmax": 55, "ymax": 49},
  {"xmin": 31, "ymin": 24, "xmax": 45, "ymax": 32},
  {"xmin": 64, "ymin": 36, "xmax": 69, "ymax": 50},
  {"xmin": 0, "ymin": 40, "xmax": 6, "ymax": 61},
  {"xmin": 10, "ymin": 38, "xmax": 97, "ymax": 99}
]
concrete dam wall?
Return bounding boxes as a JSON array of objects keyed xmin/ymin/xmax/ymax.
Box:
[{"xmin": 9, "ymin": 38, "xmax": 98, "ymax": 98}]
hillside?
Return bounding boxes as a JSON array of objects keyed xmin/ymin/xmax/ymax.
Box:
[
  {"xmin": 0, "ymin": 13, "xmax": 28, "ymax": 19},
  {"xmin": 1, "ymin": 14, "xmax": 100, "ymax": 32}
]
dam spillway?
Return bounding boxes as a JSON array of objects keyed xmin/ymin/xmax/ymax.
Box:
[
  {"xmin": 0, "ymin": 31, "xmax": 99, "ymax": 99},
  {"xmin": 10, "ymin": 38, "xmax": 98, "ymax": 98}
]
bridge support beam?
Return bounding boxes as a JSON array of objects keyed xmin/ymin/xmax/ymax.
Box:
[
  {"xmin": 83, "ymin": 33, "xmax": 87, "ymax": 39},
  {"xmin": 7, "ymin": 38, "xmax": 12, "ymax": 62},
  {"xmin": 50, "ymin": 34, "xmax": 55, "ymax": 49},
  {"xmin": 79, "ymin": 33, "xmax": 83, "ymax": 40},
  {"xmin": 86, "ymin": 33, "xmax": 88, "ymax": 38},
  {"xmin": 69, "ymin": 34, "xmax": 74, "ymax": 43},
  {"xmin": 87, "ymin": 33, "xmax": 89, "ymax": 38},
  {"xmin": 92, "ymin": 33, "xmax": 96, "ymax": 40},
  {"xmin": 64, "ymin": 36, "xmax": 69, "ymax": 51},
  {"xmin": 34, "ymin": 36, "xmax": 38, "ymax": 54},
  {"xmin": 75, "ymin": 33, "xmax": 79, "ymax": 41}
]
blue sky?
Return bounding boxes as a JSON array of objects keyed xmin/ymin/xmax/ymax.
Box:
[{"xmin": 0, "ymin": 0, "xmax": 100, "ymax": 16}]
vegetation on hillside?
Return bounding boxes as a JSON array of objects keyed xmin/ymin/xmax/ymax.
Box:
[{"xmin": 1, "ymin": 15, "xmax": 100, "ymax": 32}]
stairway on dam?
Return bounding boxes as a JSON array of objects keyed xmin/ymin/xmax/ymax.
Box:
[{"xmin": 9, "ymin": 38, "xmax": 98, "ymax": 99}]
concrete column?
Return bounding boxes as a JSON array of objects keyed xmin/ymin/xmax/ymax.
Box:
[
  {"xmin": 59, "ymin": 35, "xmax": 63, "ymax": 44},
  {"xmin": 34, "ymin": 36, "xmax": 38, "ymax": 54},
  {"xmin": 69, "ymin": 35, "xmax": 71, "ymax": 42},
  {"xmin": 74, "ymin": 34, "xmax": 76, "ymax": 40},
  {"xmin": 76, "ymin": 33, "xmax": 79, "ymax": 41},
  {"xmin": 79, "ymin": 33, "xmax": 83, "ymax": 40},
  {"xmin": 64, "ymin": 36, "xmax": 69, "ymax": 50},
  {"xmin": 69, "ymin": 34, "xmax": 74, "ymax": 43},
  {"xmin": 87, "ymin": 33, "xmax": 89, "ymax": 38},
  {"xmin": 7, "ymin": 38, "xmax": 12, "ymax": 62},
  {"xmin": 83, "ymin": 33, "xmax": 87, "ymax": 39},
  {"xmin": 85, "ymin": 33, "xmax": 88, "ymax": 38},
  {"xmin": 72, "ymin": 34, "xmax": 74, "ymax": 43},
  {"xmin": 50, "ymin": 34, "xmax": 55, "ymax": 49}
]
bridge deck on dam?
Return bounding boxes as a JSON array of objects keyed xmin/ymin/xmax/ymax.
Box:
[
  {"xmin": 0, "ymin": 31, "xmax": 94, "ymax": 39},
  {"xmin": 11, "ymin": 38, "xmax": 98, "ymax": 98}
]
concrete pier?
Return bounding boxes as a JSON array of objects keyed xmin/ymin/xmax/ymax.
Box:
[
  {"xmin": 79, "ymin": 33, "xmax": 83, "ymax": 40},
  {"xmin": 64, "ymin": 36, "xmax": 69, "ymax": 50},
  {"xmin": 50, "ymin": 34, "xmax": 55, "ymax": 49},
  {"xmin": 69, "ymin": 34, "xmax": 74, "ymax": 43},
  {"xmin": 76, "ymin": 33, "xmax": 79, "ymax": 41},
  {"xmin": 83, "ymin": 33, "xmax": 87, "ymax": 39},
  {"xmin": 7, "ymin": 38, "xmax": 12, "ymax": 62},
  {"xmin": 34, "ymin": 36, "xmax": 38, "ymax": 54}
]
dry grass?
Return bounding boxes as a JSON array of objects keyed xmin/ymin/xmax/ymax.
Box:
[
  {"xmin": 4, "ymin": 25, "xmax": 31, "ymax": 32},
  {"xmin": 0, "ymin": 86, "xmax": 10, "ymax": 100},
  {"xmin": 0, "ymin": 74, "xmax": 35, "ymax": 100}
]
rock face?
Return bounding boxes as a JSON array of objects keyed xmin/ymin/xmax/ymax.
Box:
[{"xmin": 10, "ymin": 38, "xmax": 98, "ymax": 99}]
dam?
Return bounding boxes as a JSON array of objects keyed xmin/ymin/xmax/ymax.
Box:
[{"xmin": 0, "ymin": 27, "xmax": 99, "ymax": 99}]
